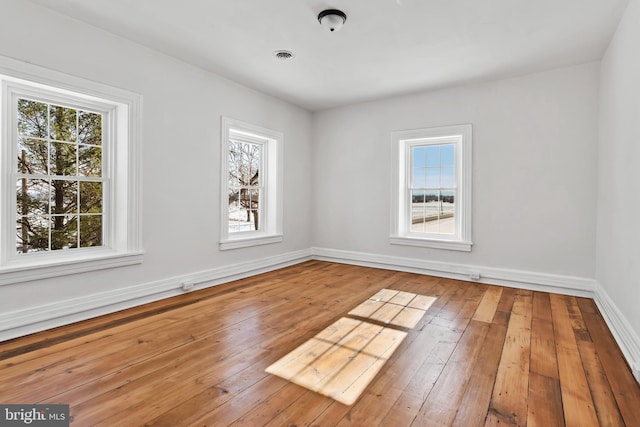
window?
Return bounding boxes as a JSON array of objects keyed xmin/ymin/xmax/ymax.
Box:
[
  {"xmin": 0, "ymin": 57, "xmax": 142, "ymax": 284},
  {"xmin": 390, "ymin": 124, "xmax": 472, "ymax": 251},
  {"xmin": 220, "ymin": 117, "xmax": 283, "ymax": 250}
]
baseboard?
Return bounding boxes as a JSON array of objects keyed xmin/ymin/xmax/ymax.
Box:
[
  {"xmin": 311, "ymin": 247, "xmax": 596, "ymax": 297},
  {"xmin": 594, "ymin": 284, "xmax": 640, "ymax": 383},
  {"xmin": 0, "ymin": 248, "xmax": 313, "ymax": 342}
]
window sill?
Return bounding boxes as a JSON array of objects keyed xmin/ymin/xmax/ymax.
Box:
[
  {"xmin": 389, "ymin": 236, "xmax": 472, "ymax": 252},
  {"xmin": 0, "ymin": 250, "xmax": 144, "ymax": 286},
  {"xmin": 219, "ymin": 234, "xmax": 283, "ymax": 251}
]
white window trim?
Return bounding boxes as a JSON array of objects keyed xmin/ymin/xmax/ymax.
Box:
[
  {"xmin": 390, "ymin": 124, "xmax": 472, "ymax": 252},
  {"xmin": 219, "ymin": 117, "xmax": 283, "ymax": 250},
  {"xmin": 0, "ymin": 56, "xmax": 143, "ymax": 285}
]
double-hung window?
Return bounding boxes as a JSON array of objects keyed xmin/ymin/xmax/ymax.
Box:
[
  {"xmin": 220, "ymin": 117, "xmax": 283, "ymax": 250},
  {"xmin": 390, "ymin": 124, "xmax": 472, "ymax": 251},
  {"xmin": 0, "ymin": 57, "xmax": 142, "ymax": 284}
]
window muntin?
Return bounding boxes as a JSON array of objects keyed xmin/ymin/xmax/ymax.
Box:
[
  {"xmin": 391, "ymin": 124, "xmax": 472, "ymax": 252},
  {"xmin": 16, "ymin": 98, "xmax": 104, "ymax": 253}
]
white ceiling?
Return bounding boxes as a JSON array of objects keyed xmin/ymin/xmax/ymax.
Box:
[{"xmin": 28, "ymin": 0, "xmax": 629, "ymax": 111}]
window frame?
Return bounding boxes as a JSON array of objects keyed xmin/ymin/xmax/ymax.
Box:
[
  {"xmin": 220, "ymin": 117, "xmax": 283, "ymax": 250},
  {"xmin": 390, "ymin": 124, "xmax": 472, "ymax": 252},
  {"xmin": 0, "ymin": 57, "xmax": 143, "ymax": 285}
]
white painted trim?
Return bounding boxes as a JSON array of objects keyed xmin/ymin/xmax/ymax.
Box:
[
  {"xmin": 389, "ymin": 236, "xmax": 472, "ymax": 252},
  {"xmin": 0, "ymin": 251, "xmax": 144, "ymax": 286},
  {"xmin": 311, "ymin": 247, "xmax": 596, "ymax": 297},
  {"xmin": 219, "ymin": 234, "xmax": 283, "ymax": 251},
  {"xmin": 594, "ymin": 284, "xmax": 640, "ymax": 383},
  {"xmin": 0, "ymin": 249, "xmax": 312, "ymax": 342}
]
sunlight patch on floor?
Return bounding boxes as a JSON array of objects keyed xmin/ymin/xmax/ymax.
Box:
[
  {"xmin": 349, "ymin": 288, "xmax": 437, "ymax": 328},
  {"xmin": 265, "ymin": 289, "xmax": 437, "ymax": 405}
]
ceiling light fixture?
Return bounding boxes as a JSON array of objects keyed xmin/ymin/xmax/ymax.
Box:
[{"xmin": 318, "ymin": 9, "xmax": 347, "ymax": 32}]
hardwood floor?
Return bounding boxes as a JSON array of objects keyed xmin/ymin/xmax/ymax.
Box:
[{"xmin": 1, "ymin": 261, "xmax": 639, "ymax": 426}]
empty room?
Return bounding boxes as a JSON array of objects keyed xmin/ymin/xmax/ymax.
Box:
[{"xmin": 1, "ymin": 0, "xmax": 639, "ymax": 426}]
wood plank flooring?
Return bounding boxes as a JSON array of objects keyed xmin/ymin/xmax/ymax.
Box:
[{"xmin": 1, "ymin": 261, "xmax": 639, "ymax": 426}]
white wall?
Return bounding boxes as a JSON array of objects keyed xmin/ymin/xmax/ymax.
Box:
[
  {"xmin": 597, "ymin": 0, "xmax": 640, "ymax": 377},
  {"xmin": 0, "ymin": 0, "xmax": 313, "ymax": 338},
  {"xmin": 312, "ymin": 63, "xmax": 599, "ymax": 280}
]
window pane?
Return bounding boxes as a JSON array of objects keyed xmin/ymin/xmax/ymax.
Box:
[
  {"xmin": 51, "ymin": 215, "xmax": 78, "ymax": 250},
  {"xmin": 80, "ymin": 182, "xmax": 102, "ymax": 213},
  {"xmin": 439, "ymin": 191, "xmax": 455, "ymax": 234},
  {"xmin": 411, "ymin": 190, "xmax": 426, "ymax": 230},
  {"xmin": 423, "ymin": 217, "xmax": 440, "ymax": 233},
  {"xmin": 16, "ymin": 216, "xmax": 49, "ymax": 253},
  {"xmin": 426, "ymin": 168, "xmax": 440, "ymax": 188},
  {"xmin": 51, "ymin": 180, "xmax": 77, "ymax": 214},
  {"xmin": 250, "ymin": 151, "xmax": 260, "ymax": 186},
  {"xmin": 18, "ymin": 138, "xmax": 48, "ymax": 174},
  {"xmin": 50, "ymin": 141, "xmax": 77, "ymax": 176},
  {"xmin": 249, "ymin": 189, "xmax": 260, "ymax": 231},
  {"xmin": 228, "ymin": 189, "xmax": 250, "ymax": 233},
  {"xmin": 228, "ymin": 164, "xmax": 240, "ymax": 186},
  {"xmin": 441, "ymin": 144, "xmax": 455, "ymax": 167},
  {"xmin": 228, "ymin": 140, "xmax": 241, "ymax": 186},
  {"xmin": 411, "ymin": 190, "xmax": 425, "ymax": 205},
  {"xmin": 412, "ymin": 146, "xmax": 427, "ymax": 168},
  {"xmin": 441, "ymin": 167, "xmax": 455, "ymax": 188},
  {"xmin": 17, "ymin": 178, "xmax": 49, "ymax": 217},
  {"xmin": 80, "ymin": 215, "xmax": 102, "ymax": 247},
  {"xmin": 412, "ymin": 167, "xmax": 426, "ymax": 188},
  {"xmin": 239, "ymin": 190, "xmax": 252, "ymax": 228},
  {"xmin": 50, "ymin": 105, "xmax": 77, "ymax": 142},
  {"xmin": 426, "ymin": 145, "xmax": 440, "ymax": 167},
  {"xmin": 78, "ymin": 145, "xmax": 102, "ymax": 177},
  {"xmin": 78, "ymin": 111, "xmax": 102, "ymax": 146},
  {"xmin": 228, "ymin": 187, "xmax": 239, "ymax": 205},
  {"xmin": 424, "ymin": 190, "xmax": 440, "ymax": 220},
  {"xmin": 17, "ymin": 99, "xmax": 47, "ymax": 138}
]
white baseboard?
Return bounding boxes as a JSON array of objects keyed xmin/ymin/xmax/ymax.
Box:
[
  {"xmin": 0, "ymin": 249, "xmax": 313, "ymax": 342},
  {"xmin": 594, "ymin": 284, "xmax": 640, "ymax": 383},
  {"xmin": 311, "ymin": 247, "xmax": 596, "ymax": 297}
]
